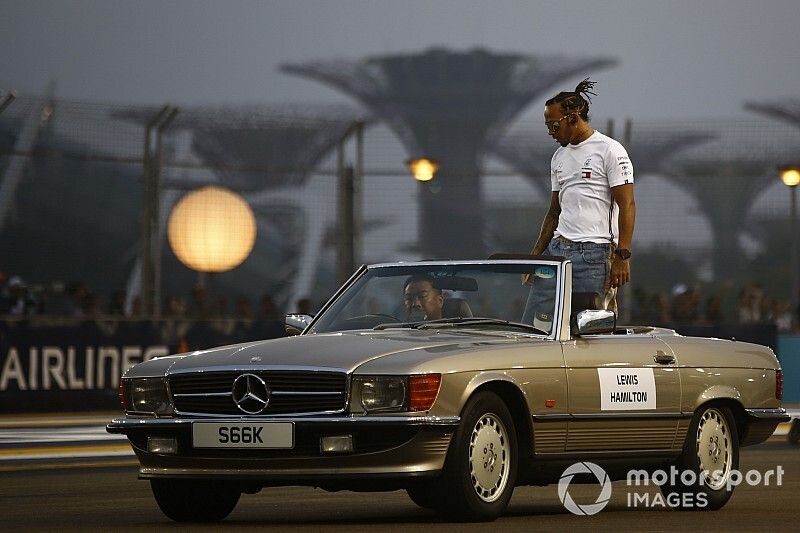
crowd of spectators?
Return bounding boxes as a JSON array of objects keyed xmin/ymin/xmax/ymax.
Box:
[
  {"xmin": 2, "ymin": 270, "xmax": 798, "ymax": 333},
  {"xmin": 0, "ymin": 271, "xmax": 316, "ymax": 322},
  {"xmin": 0, "ymin": 271, "xmax": 328, "ymax": 351},
  {"xmin": 631, "ymin": 282, "xmax": 799, "ymax": 333}
]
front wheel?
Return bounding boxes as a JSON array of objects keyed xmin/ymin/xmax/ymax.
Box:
[
  {"xmin": 150, "ymin": 479, "xmax": 240, "ymax": 522},
  {"xmin": 406, "ymin": 482, "xmax": 441, "ymax": 509},
  {"xmin": 660, "ymin": 405, "xmax": 739, "ymax": 511},
  {"xmin": 437, "ymin": 391, "xmax": 518, "ymax": 521}
]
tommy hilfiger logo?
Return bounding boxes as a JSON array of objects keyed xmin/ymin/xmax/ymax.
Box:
[{"xmin": 582, "ymin": 168, "xmax": 592, "ymax": 179}]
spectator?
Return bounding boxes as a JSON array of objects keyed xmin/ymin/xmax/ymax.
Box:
[
  {"xmin": 187, "ymin": 284, "xmax": 212, "ymax": 319},
  {"xmin": 251, "ymin": 293, "xmax": 285, "ymax": 340},
  {"xmin": 631, "ymin": 287, "xmax": 650, "ymax": 324},
  {"xmin": 296, "ymin": 297, "xmax": 312, "ymax": 315},
  {"xmin": 235, "ymin": 298, "xmax": 254, "ymax": 320},
  {"xmin": 42, "ymin": 281, "xmax": 73, "ymax": 315},
  {"xmin": 213, "ymin": 295, "xmax": 229, "ymax": 318},
  {"xmin": 0, "ymin": 271, "xmax": 9, "ymax": 314},
  {"xmin": 737, "ymin": 285, "xmax": 762, "ymax": 324},
  {"xmin": 80, "ymin": 290, "xmax": 100, "ymax": 317},
  {"xmin": 704, "ymin": 294, "xmax": 724, "ymax": 325},
  {"xmin": 771, "ymin": 300, "xmax": 795, "ymax": 333},
  {"xmin": 671, "ymin": 285, "xmax": 701, "ymax": 324},
  {"xmin": 164, "ymin": 295, "xmax": 186, "ymax": 318},
  {"xmin": 129, "ymin": 295, "xmax": 143, "ymax": 318},
  {"xmin": 66, "ymin": 281, "xmax": 89, "ymax": 316},
  {"xmin": 161, "ymin": 294, "xmax": 189, "ymax": 348},
  {"xmin": 650, "ymin": 292, "xmax": 671, "ymax": 325},
  {"xmin": 107, "ymin": 289, "xmax": 127, "ymax": 317},
  {"xmin": 259, "ymin": 294, "xmax": 280, "ymax": 320},
  {"xmin": 6, "ymin": 276, "xmax": 36, "ymax": 316}
]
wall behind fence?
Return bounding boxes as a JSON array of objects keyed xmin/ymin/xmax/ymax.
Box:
[
  {"xmin": 0, "ymin": 318, "xmax": 791, "ymax": 413},
  {"xmin": 0, "ymin": 318, "xmax": 285, "ymax": 413}
]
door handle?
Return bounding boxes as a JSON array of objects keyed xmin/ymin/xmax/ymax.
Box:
[{"xmin": 654, "ymin": 350, "xmax": 675, "ymax": 364}]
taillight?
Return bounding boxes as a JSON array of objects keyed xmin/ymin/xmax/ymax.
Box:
[
  {"xmin": 118, "ymin": 380, "xmax": 128, "ymax": 411},
  {"xmin": 776, "ymin": 370, "xmax": 784, "ymax": 401},
  {"xmin": 408, "ymin": 374, "xmax": 441, "ymax": 411}
]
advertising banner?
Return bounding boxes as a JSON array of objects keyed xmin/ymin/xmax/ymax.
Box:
[{"xmin": 0, "ymin": 318, "xmax": 285, "ymax": 413}]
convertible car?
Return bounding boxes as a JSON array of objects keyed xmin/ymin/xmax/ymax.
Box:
[{"xmin": 108, "ymin": 257, "xmax": 788, "ymax": 522}]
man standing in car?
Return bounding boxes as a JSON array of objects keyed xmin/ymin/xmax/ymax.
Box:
[{"xmin": 524, "ymin": 79, "xmax": 635, "ymax": 326}]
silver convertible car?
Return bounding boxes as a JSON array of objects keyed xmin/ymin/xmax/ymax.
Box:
[{"xmin": 108, "ymin": 257, "xmax": 788, "ymax": 522}]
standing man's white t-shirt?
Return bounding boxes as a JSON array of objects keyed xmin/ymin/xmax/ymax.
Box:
[{"xmin": 550, "ymin": 131, "xmax": 634, "ymax": 245}]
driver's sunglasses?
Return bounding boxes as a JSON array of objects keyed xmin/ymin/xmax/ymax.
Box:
[
  {"xmin": 404, "ymin": 291, "xmax": 431, "ymax": 303},
  {"xmin": 545, "ymin": 114, "xmax": 572, "ymax": 133}
]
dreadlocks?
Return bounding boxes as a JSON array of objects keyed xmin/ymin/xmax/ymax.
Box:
[{"xmin": 545, "ymin": 78, "xmax": 598, "ymax": 120}]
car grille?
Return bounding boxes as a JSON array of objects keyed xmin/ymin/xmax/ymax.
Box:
[{"xmin": 168, "ymin": 371, "xmax": 347, "ymax": 416}]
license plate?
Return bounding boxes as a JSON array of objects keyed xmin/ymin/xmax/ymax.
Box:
[{"xmin": 192, "ymin": 422, "xmax": 294, "ymax": 449}]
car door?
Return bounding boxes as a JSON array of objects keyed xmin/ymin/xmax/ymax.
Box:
[{"xmin": 561, "ymin": 334, "xmax": 682, "ymax": 452}]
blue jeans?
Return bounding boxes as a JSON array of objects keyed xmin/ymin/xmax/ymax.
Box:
[{"xmin": 522, "ymin": 237, "xmax": 615, "ymax": 328}]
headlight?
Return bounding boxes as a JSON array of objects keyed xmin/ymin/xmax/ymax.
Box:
[
  {"xmin": 352, "ymin": 376, "xmax": 406, "ymax": 413},
  {"xmin": 124, "ymin": 378, "xmax": 172, "ymax": 415}
]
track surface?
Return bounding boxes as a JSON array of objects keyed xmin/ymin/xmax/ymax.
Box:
[{"xmin": 2, "ymin": 443, "xmax": 797, "ymax": 531}]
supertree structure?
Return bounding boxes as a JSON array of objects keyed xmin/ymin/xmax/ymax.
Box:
[
  {"xmin": 282, "ymin": 47, "xmax": 616, "ymax": 259},
  {"xmin": 659, "ymin": 117, "xmax": 800, "ymax": 281}
]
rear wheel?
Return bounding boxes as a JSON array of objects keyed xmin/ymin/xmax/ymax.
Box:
[
  {"xmin": 436, "ymin": 391, "xmax": 517, "ymax": 521},
  {"xmin": 150, "ymin": 479, "xmax": 240, "ymax": 522},
  {"xmin": 788, "ymin": 419, "xmax": 800, "ymax": 445},
  {"xmin": 660, "ymin": 405, "xmax": 739, "ymax": 510}
]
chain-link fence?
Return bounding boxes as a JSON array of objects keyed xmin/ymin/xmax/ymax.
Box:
[{"xmin": 2, "ymin": 91, "xmax": 800, "ymax": 328}]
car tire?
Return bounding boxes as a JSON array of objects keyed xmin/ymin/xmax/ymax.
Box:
[
  {"xmin": 660, "ymin": 404, "xmax": 739, "ymax": 511},
  {"xmin": 150, "ymin": 479, "xmax": 241, "ymax": 522},
  {"xmin": 437, "ymin": 391, "xmax": 518, "ymax": 522},
  {"xmin": 788, "ymin": 419, "xmax": 800, "ymax": 446},
  {"xmin": 406, "ymin": 482, "xmax": 441, "ymax": 509}
]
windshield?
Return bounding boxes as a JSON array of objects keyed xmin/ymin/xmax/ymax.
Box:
[{"xmin": 308, "ymin": 262, "xmax": 561, "ymax": 335}]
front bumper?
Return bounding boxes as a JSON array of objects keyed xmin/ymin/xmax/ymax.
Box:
[{"xmin": 107, "ymin": 415, "xmax": 459, "ymax": 482}]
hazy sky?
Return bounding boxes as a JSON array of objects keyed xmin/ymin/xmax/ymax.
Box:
[{"xmin": 2, "ymin": 0, "xmax": 800, "ymax": 120}]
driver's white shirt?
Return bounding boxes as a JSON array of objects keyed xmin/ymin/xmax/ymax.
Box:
[{"xmin": 550, "ymin": 131, "xmax": 633, "ymax": 245}]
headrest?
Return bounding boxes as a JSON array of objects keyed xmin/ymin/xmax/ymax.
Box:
[{"xmin": 442, "ymin": 297, "xmax": 473, "ymax": 318}]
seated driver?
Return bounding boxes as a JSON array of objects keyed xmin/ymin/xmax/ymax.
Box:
[{"xmin": 403, "ymin": 275, "xmax": 443, "ymax": 321}]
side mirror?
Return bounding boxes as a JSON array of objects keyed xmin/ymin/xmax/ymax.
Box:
[
  {"xmin": 571, "ymin": 309, "xmax": 616, "ymax": 336},
  {"xmin": 285, "ymin": 314, "xmax": 313, "ymax": 336}
]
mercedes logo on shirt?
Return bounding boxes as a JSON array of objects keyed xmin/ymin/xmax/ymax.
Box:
[{"xmin": 232, "ymin": 373, "xmax": 270, "ymax": 414}]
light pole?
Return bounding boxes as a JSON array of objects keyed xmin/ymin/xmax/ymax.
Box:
[{"xmin": 780, "ymin": 166, "xmax": 800, "ymax": 312}]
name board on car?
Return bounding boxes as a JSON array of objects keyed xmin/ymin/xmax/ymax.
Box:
[{"xmin": 597, "ymin": 368, "xmax": 656, "ymax": 410}]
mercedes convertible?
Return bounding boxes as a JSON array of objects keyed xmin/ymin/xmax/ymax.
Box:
[{"xmin": 108, "ymin": 257, "xmax": 788, "ymax": 522}]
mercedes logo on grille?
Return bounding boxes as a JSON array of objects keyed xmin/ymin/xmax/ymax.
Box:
[{"xmin": 232, "ymin": 373, "xmax": 270, "ymax": 414}]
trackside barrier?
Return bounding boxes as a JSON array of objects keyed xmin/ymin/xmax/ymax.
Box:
[{"xmin": 0, "ymin": 318, "xmax": 285, "ymax": 413}]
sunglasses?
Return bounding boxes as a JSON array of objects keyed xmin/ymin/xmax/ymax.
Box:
[
  {"xmin": 544, "ymin": 114, "xmax": 573, "ymax": 133},
  {"xmin": 404, "ymin": 290, "xmax": 432, "ymax": 303}
]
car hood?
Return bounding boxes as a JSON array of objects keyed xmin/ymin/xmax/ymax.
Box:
[{"xmin": 128, "ymin": 329, "xmax": 532, "ymax": 377}]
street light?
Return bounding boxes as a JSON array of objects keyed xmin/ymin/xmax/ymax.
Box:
[
  {"xmin": 407, "ymin": 158, "xmax": 439, "ymax": 182},
  {"xmin": 781, "ymin": 166, "xmax": 800, "ymax": 187},
  {"xmin": 780, "ymin": 166, "xmax": 800, "ymax": 313},
  {"xmin": 167, "ymin": 186, "xmax": 257, "ymax": 273}
]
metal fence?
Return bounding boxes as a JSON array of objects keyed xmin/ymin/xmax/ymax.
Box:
[{"xmin": 1, "ymin": 90, "xmax": 800, "ymax": 328}]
